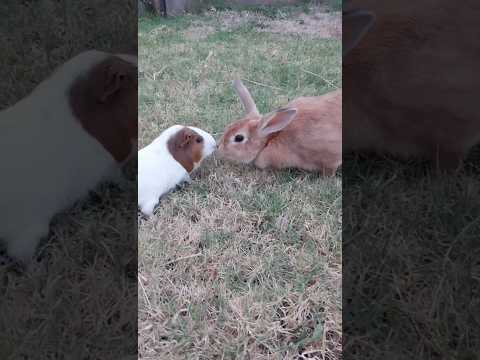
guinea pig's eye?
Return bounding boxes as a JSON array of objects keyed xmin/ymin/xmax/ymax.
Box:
[
  {"xmin": 234, "ymin": 134, "xmax": 244, "ymax": 143},
  {"xmin": 196, "ymin": 136, "xmax": 203, "ymax": 144}
]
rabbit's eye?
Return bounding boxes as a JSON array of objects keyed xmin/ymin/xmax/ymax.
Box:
[
  {"xmin": 234, "ymin": 134, "xmax": 244, "ymax": 143},
  {"xmin": 196, "ymin": 136, "xmax": 203, "ymax": 144}
]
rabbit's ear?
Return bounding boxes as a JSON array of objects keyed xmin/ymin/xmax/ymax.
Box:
[
  {"xmin": 232, "ymin": 78, "xmax": 259, "ymax": 115},
  {"xmin": 258, "ymin": 108, "xmax": 297, "ymax": 137},
  {"xmin": 343, "ymin": 10, "xmax": 376, "ymax": 56}
]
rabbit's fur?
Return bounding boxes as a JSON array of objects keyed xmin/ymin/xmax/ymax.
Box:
[{"xmin": 343, "ymin": 2, "xmax": 480, "ymax": 170}]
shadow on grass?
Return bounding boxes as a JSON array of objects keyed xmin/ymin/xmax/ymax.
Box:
[{"xmin": 343, "ymin": 147, "xmax": 480, "ymax": 358}]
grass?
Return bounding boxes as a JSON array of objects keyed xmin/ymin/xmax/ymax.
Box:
[
  {"xmin": 138, "ymin": 5, "xmax": 341, "ymax": 359},
  {"xmin": 0, "ymin": 1, "xmax": 137, "ymax": 359}
]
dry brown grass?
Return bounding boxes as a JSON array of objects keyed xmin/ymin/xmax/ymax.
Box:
[{"xmin": 139, "ymin": 5, "xmax": 341, "ymax": 359}]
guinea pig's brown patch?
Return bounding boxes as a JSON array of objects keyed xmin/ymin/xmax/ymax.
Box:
[
  {"xmin": 69, "ymin": 55, "xmax": 138, "ymax": 163},
  {"xmin": 167, "ymin": 127, "xmax": 205, "ymax": 173}
]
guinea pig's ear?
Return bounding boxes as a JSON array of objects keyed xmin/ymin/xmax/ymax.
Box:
[
  {"xmin": 258, "ymin": 108, "xmax": 297, "ymax": 137},
  {"xmin": 179, "ymin": 130, "xmax": 193, "ymax": 148},
  {"xmin": 97, "ymin": 58, "xmax": 128, "ymax": 103}
]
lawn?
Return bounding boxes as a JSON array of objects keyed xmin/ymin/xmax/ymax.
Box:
[{"xmin": 138, "ymin": 4, "xmax": 342, "ymax": 359}]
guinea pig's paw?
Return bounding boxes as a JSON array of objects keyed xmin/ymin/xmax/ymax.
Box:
[
  {"xmin": 139, "ymin": 200, "xmax": 156, "ymax": 218},
  {"xmin": 0, "ymin": 250, "xmax": 12, "ymax": 267},
  {"xmin": 110, "ymin": 168, "xmax": 131, "ymax": 189},
  {"xmin": 0, "ymin": 251, "xmax": 25, "ymax": 273},
  {"xmin": 7, "ymin": 239, "xmax": 38, "ymax": 264},
  {"xmin": 184, "ymin": 174, "xmax": 192, "ymax": 184},
  {"xmin": 6, "ymin": 225, "xmax": 49, "ymax": 264}
]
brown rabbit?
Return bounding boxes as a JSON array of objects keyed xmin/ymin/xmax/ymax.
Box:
[
  {"xmin": 343, "ymin": 2, "xmax": 480, "ymax": 170},
  {"xmin": 217, "ymin": 79, "xmax": 342, "ymax": 175}
]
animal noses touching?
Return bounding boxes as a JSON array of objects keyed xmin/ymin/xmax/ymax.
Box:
[{"xmin": 210, "ymin": 141, "xmax": 219, "ymax": 154}]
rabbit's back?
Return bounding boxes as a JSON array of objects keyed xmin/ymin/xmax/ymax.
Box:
[
  {"xmin": 256, "ymin": 90, "xmax": 342, "ymax": 173},
  {"xmin": 343, "ymin": 1, "xmax": 480, "ymax": 167}
]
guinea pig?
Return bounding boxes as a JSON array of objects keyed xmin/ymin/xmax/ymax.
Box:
[
  {"xmin": 217, "ymin": 79, "xmax": 342, "ymax": 175},
  {"xmin": 0, "ymin": 50, "xmax": 138, "ymax": 263},
  {"xmin": 138, "ymin": 125, "xmax": 216, "ymax": 217}
]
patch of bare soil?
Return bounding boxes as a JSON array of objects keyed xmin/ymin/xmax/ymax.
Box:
[
  {"xmin": 183, "ymin": 25, "xmax": 216, "ymax": 40},
  {"xmin": 215, "ymin": 10, "xmax": 264, "ymax": 31},
  {"xmin": 262, "ymin": 9, "xmax": 341, "ymax": 38},
  {"xmin": 202, "ymin": 6, "xmax": 341, "ymax": 39}
]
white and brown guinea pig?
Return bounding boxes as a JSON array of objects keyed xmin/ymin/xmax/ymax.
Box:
[
  {"xmin": 0, "ymin": 50, "xmax": 137, "ymax": 263},
  {"xmin": 138, "ymin": 125, "xmax": 216, "ymax": 217}
]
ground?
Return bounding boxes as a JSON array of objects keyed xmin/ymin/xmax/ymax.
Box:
[{"xmin": 138, "ymin": 3, "xmax": 341, "ymax": 359}]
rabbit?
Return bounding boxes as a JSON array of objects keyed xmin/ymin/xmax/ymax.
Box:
[
  {"xmin": 217, "ymin": 79, "xmax": 342, "ymax": 175},
  {"xmin": 343, "ymin": 1, "xmax": 480, "ymax": 170},
  {"xmin": 0, "ymin": 50, "xmax": 138, "ymax": 263},
  {"xmin": 343, "ymin": 8, "xmax": 376, "ymax": 57},
  {"xmin": 138, "ymin": 125, "xmax": 216, "ymax": 217}
]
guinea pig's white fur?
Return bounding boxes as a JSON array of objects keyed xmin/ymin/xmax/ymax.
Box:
[
  {"xmin": 0, "ymin": 50, "xmax": 137, "ymax": 263},
  {"xmin": 138, "ymin": 125, "xmax": 216, "ymax": 216}
]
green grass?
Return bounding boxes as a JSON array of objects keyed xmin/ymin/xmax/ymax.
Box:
[
  {"xmin": 138, "ymin": 5, "xmax": 341, "ymax": 359},
  {"xmin": 138, "ymin": 12, "xmax": 340, "ymax": 135}
]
